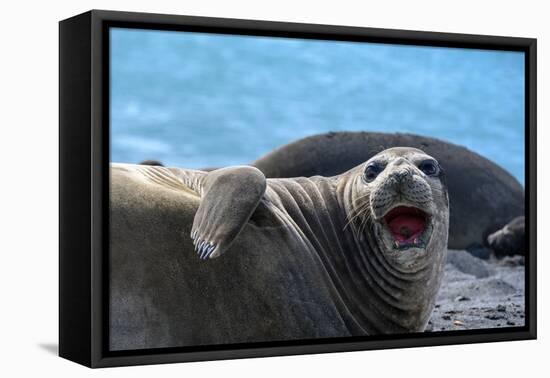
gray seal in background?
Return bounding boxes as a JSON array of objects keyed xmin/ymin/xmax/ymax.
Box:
[
  {"xmin": 139, "ymin": 159, "xmax": 164, "ymax": 166},
  {"xmin": 251, "ymin": 132, "xmax": 524, "ymax": 250},
  {"xmin": 110, "ymin": 147, "xmax": 449, "ymax": 350},
  {"xmin": 487, "ymin": 216, "xmax": 525, "ymax": 257}
]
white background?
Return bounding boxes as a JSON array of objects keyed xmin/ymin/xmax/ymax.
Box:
[{"xmin": 0, "ymin": 0, "xmax": 546, "ymax": 376}]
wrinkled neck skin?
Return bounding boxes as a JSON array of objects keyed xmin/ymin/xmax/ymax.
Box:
[{"xmin": 289, "ymin": 167, "xmax": 448, "ymax": 335}]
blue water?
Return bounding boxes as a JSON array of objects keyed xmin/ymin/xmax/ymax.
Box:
[{"xmin": 110, "ymin": 28, "xmax": 525, "ymax": 184}]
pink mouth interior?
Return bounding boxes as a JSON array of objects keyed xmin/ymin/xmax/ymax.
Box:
[{"xmin": 384, "ymin": 206, "xmax": 427, "ymax": 243}]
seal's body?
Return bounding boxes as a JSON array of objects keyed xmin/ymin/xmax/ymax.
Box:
[{"xmin": 110, "ymin": 148, "xmax": 449, "ymax": 351}]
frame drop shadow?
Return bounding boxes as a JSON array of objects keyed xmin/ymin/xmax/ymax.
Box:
[{"xmin": 38, "ymin": 343, "xmax": 58, "ymax": 355}]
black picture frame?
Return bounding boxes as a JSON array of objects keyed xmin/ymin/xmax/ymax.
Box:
[{"xmin": 59, "ymin": 9, "xmax": 537, "ymax": 368}]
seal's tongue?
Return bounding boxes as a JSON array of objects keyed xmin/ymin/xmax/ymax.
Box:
[{"xmin": 384, "ymin": 206, "xmax": 427, "ymax": 243}]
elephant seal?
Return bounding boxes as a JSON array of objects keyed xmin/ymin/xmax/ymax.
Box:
[
  {"xmin": 139, "ymin": 159, "xmax": 164, "ymax": 166},
  {"xmin": 487, "ymin": 216, "xmax": 525, "ymax": 257},
  {"xmin": 110, "ymin": 147, "xmax": 449, "ymax": 350},
  {"xmin": 251, "ymin": 132, "xmax": 524, "ymax": 250}
]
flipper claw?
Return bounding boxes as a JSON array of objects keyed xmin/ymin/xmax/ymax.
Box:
[
  {"xmin": 197, "ymin": 240, "xmax": 205, "ymax": 254},
  {"xmin": 211, "ymin": 246, "xmax": 218, "ymax": 259},
  {"xmin": 204, "ymin": 244, "xmax": 215, "ymax": 259},
  {"xmin": 199, "ymin": 241, "xmax": 211, "ymax": 259}
]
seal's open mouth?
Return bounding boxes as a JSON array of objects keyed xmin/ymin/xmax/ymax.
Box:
[{"xmin": 383, "ymin": 206, "xmax": 431, "ymax": 250}]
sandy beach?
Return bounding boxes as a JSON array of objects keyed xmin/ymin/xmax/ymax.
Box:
[{"xmin": 427, "ymin": 250, "xmax": 525, "ymax": 332}]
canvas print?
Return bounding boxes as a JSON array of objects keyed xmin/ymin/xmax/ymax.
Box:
[{"xmin": 109, "ymin": 27, "xmax": 526, "ymax": 351}]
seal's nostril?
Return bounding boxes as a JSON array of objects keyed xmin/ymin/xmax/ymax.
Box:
[{"xmin": 393, "ymin": 170, "xmax": 409, "ymax": 182}]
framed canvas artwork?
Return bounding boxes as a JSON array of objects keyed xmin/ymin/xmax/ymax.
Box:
[{"xmin": 59, "ymin": 10, "xmax": 536, "ymax": 368}]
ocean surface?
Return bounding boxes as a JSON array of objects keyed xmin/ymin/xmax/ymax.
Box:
[{"xmin": 110, "ymin": 28, "xmax": 525, "ymax": 184}]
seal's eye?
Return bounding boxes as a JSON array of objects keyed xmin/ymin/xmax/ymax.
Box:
[
  {"xmin": 364, "ymin": 162, "xmax": 383, "ymax": 182},
  {"xmin": 418, "ymin": 159, "xmax": 439, "ymax": 176}
]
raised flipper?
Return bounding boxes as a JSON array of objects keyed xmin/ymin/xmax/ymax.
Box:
[{"xmin": 186, "ymin": 166, "xmax": 267, "ymax": 260}]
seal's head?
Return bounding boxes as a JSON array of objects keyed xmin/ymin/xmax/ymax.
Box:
[{"xmin": 347, "ymin": 147, "xmax": 449, "ymax": 270}]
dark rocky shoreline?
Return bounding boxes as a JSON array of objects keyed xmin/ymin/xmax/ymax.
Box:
[{"xmin": 427, "ymin": 250, "xmax": 525, "ymax": 332}]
